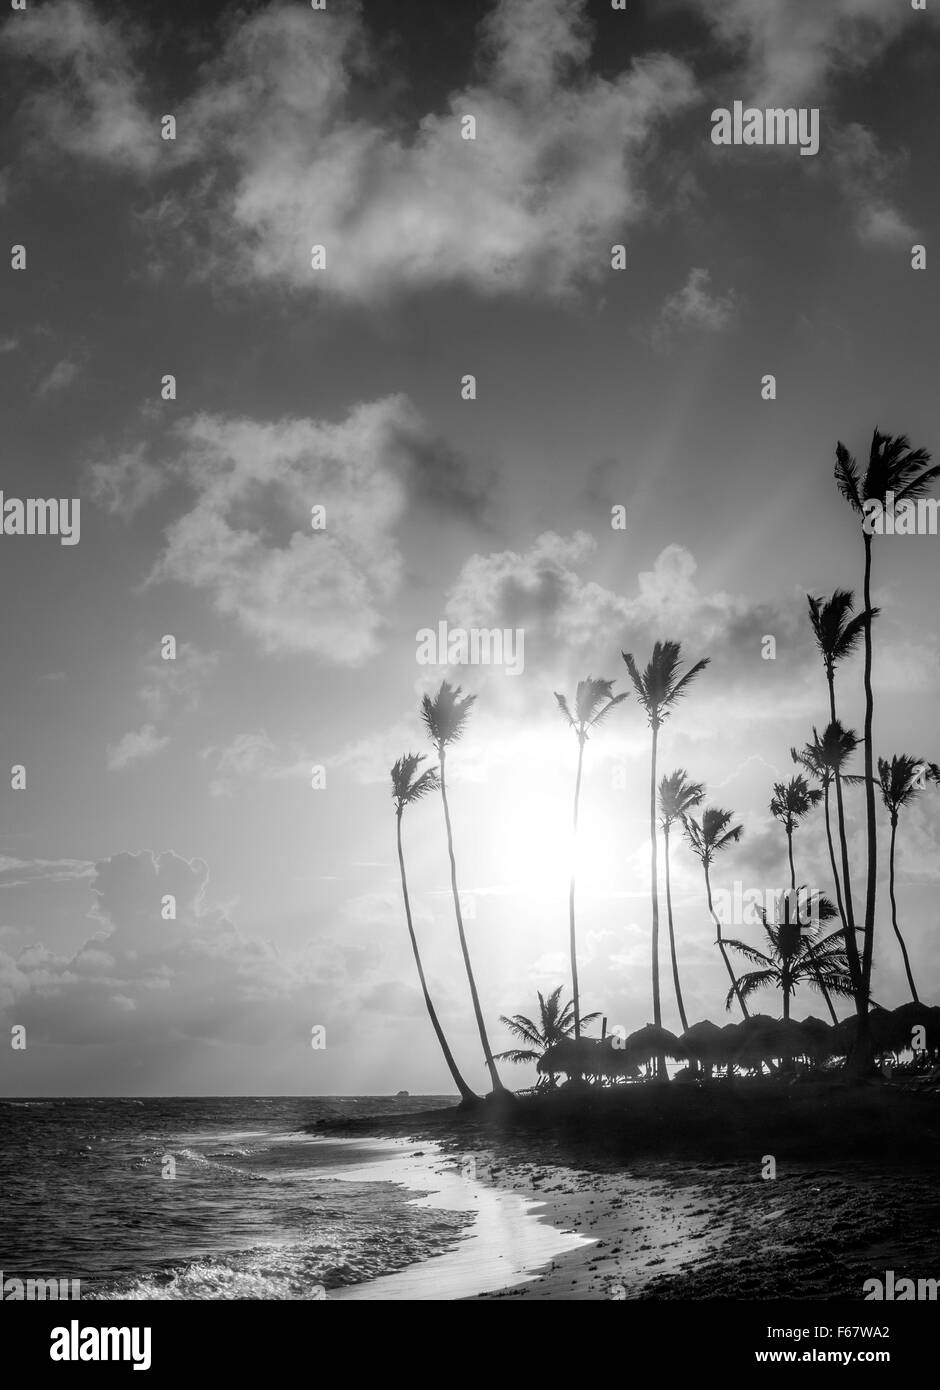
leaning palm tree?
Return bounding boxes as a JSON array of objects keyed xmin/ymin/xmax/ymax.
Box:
[
  {"xmin": 683, "ymin": 807, "xmax": 748, "ymax": 1019},
  {"xmin": 622, "ymin": 641, "xmax": 709, "ymax": 1067},
  {"xmin": 807, "ymin": 590, "xmax": 873, "ymax": 951},
  {"xmin": 877, "ymin": 756, "xmax": 939, "ymax": 1003},
  {"xmin": 724, "ymin": 893, "xmax": 852, "ymax": 1024},
  {"xmin": 391, "ymin": 754, "xmax": 481, "ymax": 1107},
  {"xmin": 421, "ymin": 681, "xmax": 506, "ymax": 1096},
  {"xmin": 495, "ymin": 985, "xmax": 602, "ymax": 1087},
  {"xmin": 658, "ymin": 769, "xmax": 705, "ymax": 1033},
  {"xmin": 554, "ymin": 678, "xmax": 626, "ymax": 1043},
  {"xmin": 769, "ymin": 774, "xmax": 823, "ymax": 890},
  {"xmin": 835, "ymin": 431, "xmax": 938, "ymax": 1057}
]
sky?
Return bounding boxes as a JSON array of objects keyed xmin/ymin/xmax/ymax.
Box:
[{"xmin": 0, "ymin": 0, "xmax": 938, "ymax": 1096}]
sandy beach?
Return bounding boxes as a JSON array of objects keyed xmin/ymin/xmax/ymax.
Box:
[{"xmin": 310, "ymin": 1085, "xmax": 940, "ymax": 1300}]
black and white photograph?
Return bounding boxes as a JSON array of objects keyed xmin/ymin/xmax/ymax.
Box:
[{"xmin": 1, "ymin": 0, "xmax": 938, "ymax": 1360}]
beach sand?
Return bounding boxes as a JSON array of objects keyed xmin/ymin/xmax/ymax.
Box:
[{"xmin": 310, "ymin": 1085, "xmax": 940, "ymax": 1300}]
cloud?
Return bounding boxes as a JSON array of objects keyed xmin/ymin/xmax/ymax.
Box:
[
  {"xmin": 105, "ymin": 723, "xmax": 169, "ymax": 771},
  {"xmin": 0, "ymin": 336, "xmax": 17, "ymax": 353},
  {"xmin": 33, "ymin": 356, "xmax": 82, "ymax": 399},
  {"xmin": 202, "ymin": 732, "xmax": 279, "ymax": 798},
  {"xmin": 147, "ymin": 395, "xmax": 475, "ymax": 661},
  {"xmin": 442, "ymin": 532, "xmax": 809, "ymax": 716},
  {"xmin": 688, "ymin": 0, "xmax": 927, "ymax": 105},
  {"xmin": 0, "ymin": 856, "xmax": 94, "ymax": 888},
  {"xmin": 138, "ymin": 642, "xmax": 218, "ymax": 720},
  {"xmin": 88, "ymin": 443, "xmax": 169, "ymax": 517},
  {"xmin": 652, "ymin": 267, "xmax": 737, "ymax": 351},
  {"xmin": 0, "ymin": 850, "xmax": 422, "ymax": 1053},
  {"xmin": 0, "ymin": 851, "xmax": 314, "ymax": 1040},
  {"xmin": 2, "ymin": 0, "xmax": 156, "ymax": 172},
  {"xmin": 828, "ymin": 123, "xmax": 916, "ymax": 247},
  {"xmin": 6, "ymin": 0, "xmax": 697, "ymax": 301}
]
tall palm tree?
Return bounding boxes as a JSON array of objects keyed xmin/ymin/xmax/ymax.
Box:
[
  {"xmin": 658, "ymin": 769, "xmax": 704, "ymax": 1033},
  {"xmin": 790, "ymin": 729, "xmax": 858, "ymax": 1024},
  {"xmin": 622, "ymin": 641, "xmax": 709, "ymax": 1065},
  {"xmin": 724, "ymin": 893, "xmax": 852, "ymax": 1021},
  {"xmin": 495, "ymin": 986, "xmax": 602, "ymax": 1087},
  {"xmin": 807, "ymin": 590, "xmax": 873, "ymax": 953},
  {"xmin": 769, "ymin": 774, "xmax": 823, "ymax": 890},
  {"xmin": 554, "ymin": 677, "xmax": 626, "ymax": 1043},
  {"xmin": 807, "ymin": 590, "xmax": 870, "ymax": 727},
  {"xmin": 391, "ymin": 754, "xmax": 481, "ymax": 1107},
  {"xmin": 877, "ymin": 755, "xmax": 939, "ymax": 1004},
  {"xmin": 421, "ymin": 681, "xmax": 506, "ymax": 1096},
  {"xmin": 683, "ymin": 807, "xmax": 748, "ymax": 1019},
  {"xmin": 835, "ymin": 431, "xmax": 938, "ymax": 1057}
]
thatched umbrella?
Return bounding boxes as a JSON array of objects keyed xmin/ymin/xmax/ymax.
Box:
[
  {"xmin": 734, "ymin": 1014, "xmax": 807, "ymax": 1068},
  {"xmin": 597, "ymin": 1036, "xmax": 641, "ymax": 1082},
  {"xmin": 831, "ymin": 1007, "xmax": 902, "ymax": 1057},
  {"xmin": 890, "ymin": 1001, "xmax": 936, "ymax": 1052},
  {"xmin": 680, "ymin": 1020, "xmax": 725, "ymax": 1065},
  {"xmin": 538, "ymin": 1036, "xmax": 613, "ymax": 1082},
  {"xmin": 623, "ymin": 1024, "xmax": 687, "ymax": 1068},
  {"xmin": 798, "ymin": 1015, "xmax": 835, "ymax": 1063},
  {"xmin": 718, "ymin": 1022, "xmax": 743, "ymax": 1062}
]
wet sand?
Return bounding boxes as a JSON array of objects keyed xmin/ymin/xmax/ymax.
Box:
[{"xmin": 310, "ymin": 1083, "xmax": 940, "ymax": 1300}]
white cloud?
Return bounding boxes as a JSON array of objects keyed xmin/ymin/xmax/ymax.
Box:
[
  {"xmin": 652, "ymin": 267, "xmax": 737, "ymax": 350},
  {"xmin": 106, "ymin": 723, "xmax": 169, "ymax": 771},
  {"xmin": 203, "ymin": 732, "xmax": 279, "ymax": 798},
  {"xmin": 690, "ymin": 0, "xmax": 928, "ymax": 105},
  {"xmin": 34, "ymin": 356, "xmax": 82, "ymax": 399},
  {"xmin": 3, "ymin": 0, "xmax": 156, "ymax": 171},
  {"xmin": 828, "ymin": 123, "xmax": 916, "ymax": 247},
  {"xmin": 88, "ymin": 444, "xmax": 168, "ymax": 517},
  {"xmin": 148, "ymin": 396, "xmax": 428, "ymax": 661},
  {"xmin": 138, "ymin": 642, "xmax": 218, "ymax": 720},
  {"xmin": 6, "ymin": 0, "xmax": 698, "ymax": 301},
  {"xmin": 442, "ymin": 532, "xmax": 809, "ymax": 718}
]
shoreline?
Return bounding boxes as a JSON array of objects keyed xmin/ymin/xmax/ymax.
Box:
[{"xmin": 310, "ymin": 1083, "xmax": 940, "ymax": 1300}]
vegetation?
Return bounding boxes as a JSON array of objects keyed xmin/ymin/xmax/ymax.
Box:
[{"xmin": 387, "ymin": 430, "xmax": 937, "ymax": 1100}]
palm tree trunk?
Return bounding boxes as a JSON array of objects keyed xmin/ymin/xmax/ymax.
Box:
[
  {"xmin": 827, "ymin": 672, "xmax": 864, "ymax": 1015},
  {"xmin": 664, "ymin": 824, "xmax": 688, "ymax": 1033},
  {"xmin": 706, "ymin": 861, "xmax": 749, "ymax": 1019},
  {"xmin": 791, "ymin": 795, "xmax": 839, "ymax": 1025},
  {"xmin": 786, "ymin": 826, "xmax": 796, "ymax": 890},
  {"xmin": 859, "ymin": 532, "xmax": 877, "ymax": 1039},
  {"xmin": 438, "ymin": 748, "xmax": 505, "ymax": 1094},
  {"xmin": 396, "ymin": 813, "xmax": 479, "ymax": 1104},
  {"xmin": 649, "ymin": 722, "xmax": 665, "ymax": 1077},
  {"xmin": 569, "ymin": 736, "xmax": 585, "ymax": 1042},
  {"xmin": 823, "ymin": 781, "xmax": 848, "ymax": 936},
  {"xmin": 888, "ymin": 815, "xmax": 919, "ymax": 1003}
]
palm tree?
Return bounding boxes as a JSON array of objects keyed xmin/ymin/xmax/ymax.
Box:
[
  {"xmin": 769, "ymin": 774, "xmax": 823, "ymax": 890},
  {"xmin": 622, "ymin": 641, "xmax": 709, "ymax": 1066},
  {"xmin": 683, "ymin": 807, "xmax": 748, "ymax": 1019},
  {"xmin": 790, "ymin": 728, "xmax": 860, "ymax": 1024},
  {"xmin": 807, "ymin": 590, "xmax": 870, "ymax": 727},
  {"xmin": 724, "ymin": 893, "xmax": 852, "ymax": 1022},
  {"xmin": 391, "ymin": 754, "xmax": 481, "ymax": 1107},
  {"xmin": 554, "ymin": 678, "xmax": 626, "ymax": 1043},
  {"xmin": 807, "ymin": 590, "xmax": 873, "ymax": 959},
  {"xmin": 877, "ymin": 755, "xmax": 939, "ymax": 1003},
  {"xmin": 835, "ymin": 431, "xmax": 938, "ymax": 1057},
  {"xmin": 495, "ymin": 986, "xmax": 602, "ymax": 1087},
  {"xmin": 658, "ymin": 769, "xmax": 704, "ymax": 1033},
  {"xmin": 421, "ymin": 681, "xmax": 506, "ymax": 1096}
]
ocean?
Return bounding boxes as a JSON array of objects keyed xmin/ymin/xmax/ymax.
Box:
[{"xmin": 0, "ymin": 1096, "xmax": 466, "ymax": 1299}]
